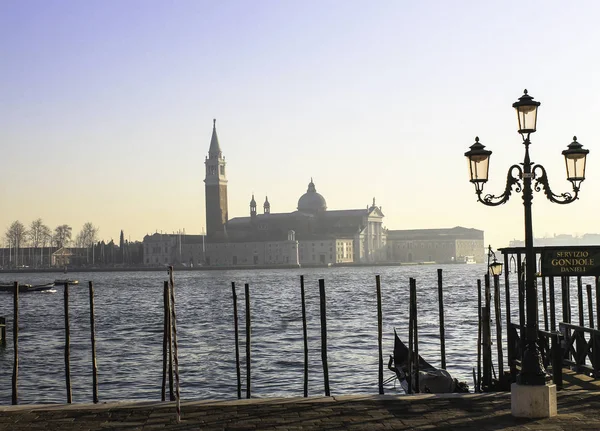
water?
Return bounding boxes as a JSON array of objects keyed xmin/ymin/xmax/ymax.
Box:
[{"xmin": 0, "ymin": 265, "xmax": 596, "ymax": 405}]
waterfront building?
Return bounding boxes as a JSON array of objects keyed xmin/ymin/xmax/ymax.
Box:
[
  {"xmin": 508, "ymin": 233, "xmax": 600, "ymax": 248},
  {"xmin": 140, "ymin": 121, "xmax": 489, "ymax": 268},
  {"xmin": 386, "ymin": 226, "xmax": 485, "ymax": 263},
  {"xmin": 142, "ymin": 232, "xmax": 205, "ymax": 266}
]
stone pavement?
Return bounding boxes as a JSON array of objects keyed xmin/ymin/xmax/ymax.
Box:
[{"xmin": 2, "ymin": 390, "xmax": 600, "ymax": 430}]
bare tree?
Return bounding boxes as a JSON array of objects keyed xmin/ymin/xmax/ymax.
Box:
[
  {"xmin": 5, "ymin": 220, "xmax": 27, "ymax": 267},
  {"xmin": 54, "ymin": 224, "xmax": 72, "ymax": 248},
  {"xmin": 77, "ymin": 222, "xmax": 99, "ymax": 264},
  {"xmin": 29, "ymin": 218, "xmax": 51, "ymax": 248}
]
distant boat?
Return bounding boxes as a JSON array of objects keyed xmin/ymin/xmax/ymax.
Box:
[
  {"xmin": 0, "ymin": 283, "xmax": 55, "ymax": 293},
  {"xmin": 463, "ymin": 256, "xmax": 476, "ymax": 264},
  {"xmin": 54, "ymin": 279, "xmax": 79, "ymax": 285},
  {"xmin": 30, "ymin": 282, "xmax": 56, "ymax": 292}
]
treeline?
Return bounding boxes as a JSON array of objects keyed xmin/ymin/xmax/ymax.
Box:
[{"xmin": 2, "ymin": 219, "xmax": 143, "ymax": 268}]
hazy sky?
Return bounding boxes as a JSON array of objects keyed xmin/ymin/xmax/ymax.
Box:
[{"xmin": 1, "ymin": 1, "xmax": 599, "ymax": 248}]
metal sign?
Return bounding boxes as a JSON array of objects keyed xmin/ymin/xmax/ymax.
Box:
[{"xmin": 540, "ymin": 247, "xmax": 600, "ymax": 276}]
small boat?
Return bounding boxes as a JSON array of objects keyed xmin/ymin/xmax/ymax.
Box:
[
  {"xmin": 388, "ymin": 329, "xmax": 469, "ymax": 393},
  {"xmin": 29, "ymin": 283, "xmax": 56, "ymax": 292},
  {"xmin": 54, "ymin": 279, "xmax": 79, "ymax": 285},
  {"xmin": 0, "ymin": 283, "xmax": 55, "ymax": 293}
]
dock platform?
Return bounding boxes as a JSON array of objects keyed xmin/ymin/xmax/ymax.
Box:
[{"xmin": 2, "ymin": 390, "xmax": 600, "ymax": 430}]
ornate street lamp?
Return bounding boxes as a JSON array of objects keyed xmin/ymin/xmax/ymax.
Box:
[{"xmin": 465, "ymin": 90, "xmax": 589, "ymax": 387}]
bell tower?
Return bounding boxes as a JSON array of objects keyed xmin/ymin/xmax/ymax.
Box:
[{"xmin": 204, "ymin": 119, "xmax": 228, "ymax": 237}]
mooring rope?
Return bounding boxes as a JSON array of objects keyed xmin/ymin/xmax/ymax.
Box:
[{"xmin": 169, "ymin": 266, "xmax": 181, "ymax": 423}]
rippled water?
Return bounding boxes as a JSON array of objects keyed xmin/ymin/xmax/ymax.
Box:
[{"xmin": 0, "ymin": 265, "xmax": 596, "ymax": 405}]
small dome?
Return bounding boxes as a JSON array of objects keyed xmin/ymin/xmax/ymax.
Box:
[{"xmin": 297, "ymin": 179, "xmax": 327, "ymax": 213}]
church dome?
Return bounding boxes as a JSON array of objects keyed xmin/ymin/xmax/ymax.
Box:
[{"xmin": 297, "ymin": 179, "xmax": 327, "ymax": 213}]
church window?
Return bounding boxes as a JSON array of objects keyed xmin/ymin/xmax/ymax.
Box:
[{"xmin": 220, "ymin": 166, "xmax": 225, "ymax": 175}]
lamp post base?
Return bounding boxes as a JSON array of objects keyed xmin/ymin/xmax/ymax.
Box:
[
  {"xmin": 511, "ymin": 382, "xmax": 557, "ymax": 418},
  {"xmin": 517, "ymin": 341, "xmax": 550, "ymax": 385}
]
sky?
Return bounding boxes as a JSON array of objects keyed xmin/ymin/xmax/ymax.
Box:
[{"xmin": 1, "ymin": 0, "xmax": 599, "ymax": 248}]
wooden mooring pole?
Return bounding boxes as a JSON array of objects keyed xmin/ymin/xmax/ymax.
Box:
[
  {"xmin": 64, "ymin": 282, "xmax": 72, "ymax": 404},
  {"xmin": 318, "ymin": 279, "xmax": 330, "ymax": 396},
  {"xmin": 493, "ymin": 274, "xmax": 504, "ymax": 385},
  {"xmin": 437, "ymin": 269, "xmax": 446, "ymax": 370},
  {"xmin": 0, "ymin": 316, "xmax": 6, "ymax": 347},
  {"xmin": 482, "ymin": 275, "xmax": 492, "ymax": 390},
  {"xmin": 376, "ymin": 275, "xmax": 384, "ymax": 395},
  {"xmin": 89, "ymin": 281, "xmax": 98, "ymax": 404},
  {"xmin": 407, "ymin": 278, "xmax": 414, "ymax": 394},
  {"xmin": 300, "ymin": 276, "xmax": 308, "ymax": 398},
  {"xmin": 168, "ymin": 267, "xmax": 181, "ymax": 423},
  {"xmin": 561, "ymin": 276, "xmax": 571, "ymax": 324},
  {"xmin": 549, "ymin": 277, "xmax": 556, "ymax": 332},
  {"xmin": 161, "ymin": 281, "xmax": 169, "ymax": 402},
  {"xmin": 411, "ymin": 278, "xmax": 419, "ymax": 393},
  {"xmin": 245, "ymin": 283, "xmax": 252, "ymax": 399},
  {"xmin": 517, "ymin": 254, "xmax": 525, "ymax": 352},
  {"xmin": 587, "ymin": 284, "xmax": 594, "ymax": 328},
  {"xmin": 476, "ymin": 279, "xmax": 481, "ymax": 392},
  {"xmin": 596, "ymin": 276, "xmax": 600, "ymax": 330},
  {"xmin": 542, "ymin": 277, "xmax": 549, "ymax": 332},
  {"xmin": 232, "ymin": 282, "xmax": 242, "ymax": 399},
  {"xmin": 578, "ymin": 277, "xmax": 584, "ymax": 327},
  {"xmin": 503, "ymin": 253, "xmax": 514, "ymax": 382},
  {"xmin": 12, "ymin": 282, "xmax": 19, "ymax": 405}
]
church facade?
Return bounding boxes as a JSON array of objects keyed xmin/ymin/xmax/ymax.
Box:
[{"xmin": 202, "ymin": 120, "xmax": 386, "ymax": 267}]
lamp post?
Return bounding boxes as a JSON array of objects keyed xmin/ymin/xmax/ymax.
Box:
[
  {"xmin": 487, "ymin": 245, "xmax": 503, "ymax": 277},
  {"xmin": 465, "ymin": 90, "xmax": 589, "ymax": 388}
]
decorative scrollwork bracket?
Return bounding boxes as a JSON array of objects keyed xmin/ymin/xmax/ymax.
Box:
[
  {"xmin": 533, "ymin": 164, "xmax": 579, "ymax": 204},
  {"xmin": 477, "ymin": 164, "xmax": 523, "ymax": 206}
]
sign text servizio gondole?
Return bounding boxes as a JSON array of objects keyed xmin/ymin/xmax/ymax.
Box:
[{"xmin": 540, "ymin": 248, "xmax": 600, "ymax": 277}]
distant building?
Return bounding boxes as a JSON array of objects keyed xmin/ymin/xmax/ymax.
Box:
[
  {"xmin": 386, "ymin": 227, "xmax": 485, "ymax": 263},
  {"xmin": 143, "ymin": 232, "xmax": 206, "ymax": 266},
  {"xmin": 509, "ymin": 233, "xmax": 600, "ymax": 248},
  {"xmin": 141, "ymin": 121, "xmax": 486, "ymax": 268}
]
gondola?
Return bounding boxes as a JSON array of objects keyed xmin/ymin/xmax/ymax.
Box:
[{"xmin": 388, "ymin": 328, "xmax": 469, "ymax": 393}]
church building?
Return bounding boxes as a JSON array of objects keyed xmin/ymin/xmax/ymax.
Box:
[{"xmin": 203, "ymin": 120, "xmax": 387, "ymax": 267}]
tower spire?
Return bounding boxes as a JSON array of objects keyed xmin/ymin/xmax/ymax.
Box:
[{"xmin": 209, "ymin": 118, "xmax": 222, "ymax": 158}]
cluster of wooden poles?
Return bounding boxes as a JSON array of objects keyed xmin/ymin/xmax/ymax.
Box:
[
  {"xmin": 227, "ymin": 275, "xmax": 336, "ymax": 398},
  {"xmin": 161, "ymin": 267, "xmax": 181, "ymax": 423},
  {"xmin": 476, "ymin": 273, "xmax": 504, "ymax": 392},
  {"xmin": 3, "ymin": 268, "xmax": 456, "ymax": 408},
  {"xmin": 476, "ymin": 263, "xmax": 600, "ymax": 392},
  {"xmin": 6, "ymin": 280, "xmax": 99, "ymax": 406},
  {"xmin": 228, "ymin": 271, "xmax": 450, "ymax": 398}
]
